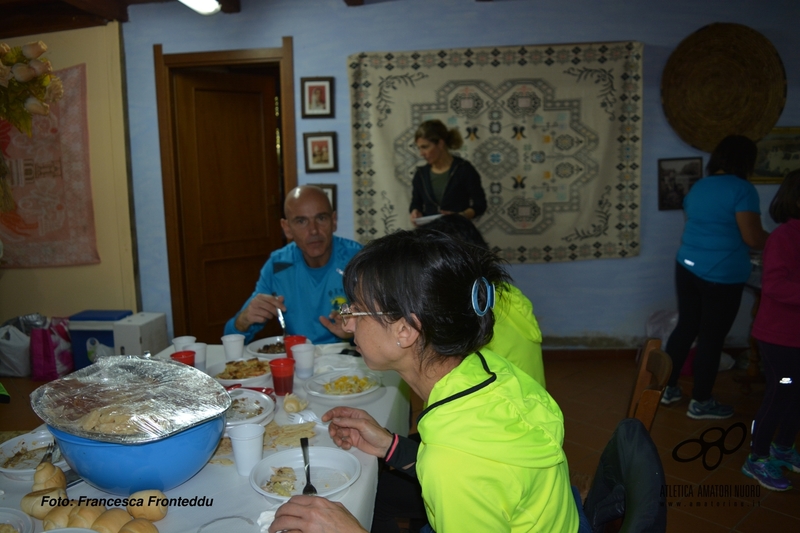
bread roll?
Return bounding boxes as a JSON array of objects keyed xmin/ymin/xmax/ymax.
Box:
[
  {"xmin": 20, "ymin": 487, "xmax": 67, "ymax": 519},
  {"xmin": 126, "ymin": 489, "xmax": 168, "ymax": 521},
  {"xmin": 67, "ymin": 501, "xmax": 107, "ymax": 528},
  {"xmin": 43, "ymin": 499, "xmax": 78, "ymax": 530},
  {"xmin": 91, "ymin": 508, "xmax": 134, "ymax": 533},
  {"xmin": 119, "ymin": 518, "xmax": 159, "ymax": 533},
  {"xmin": 32, "ymin": 461, "xmax": 67, "ymax": 491}
]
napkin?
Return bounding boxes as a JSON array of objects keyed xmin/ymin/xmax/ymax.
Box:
[
  {"xmin": 257, "ymin": 502, "xmax": 281, "ymax": 532},
  {"xmin": 314, "ymin": 354, "xmax": 361, "ymax": 375}
]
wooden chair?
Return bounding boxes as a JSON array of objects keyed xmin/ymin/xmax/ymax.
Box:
[{"xmin": 627, "ymin": 339, "xmax": 672, "ymax": 432}]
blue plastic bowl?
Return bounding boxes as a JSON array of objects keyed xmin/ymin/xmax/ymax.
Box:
[{"xmin": 48, "ymin": 415, "xmax": 224, "ymax": 495}]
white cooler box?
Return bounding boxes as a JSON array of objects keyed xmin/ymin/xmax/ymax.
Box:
[{"xmin": 113, "ymin": 312, "xmax": 169, "ymax": 356}]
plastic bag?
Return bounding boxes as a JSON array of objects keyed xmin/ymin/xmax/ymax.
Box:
[
  {"xmin": 30, "ymin": 318, "xmax": 73, "ymax": 381},
  {"xmin": 0, "ymin": 325, "xmax": 31, "ymax": 377}
]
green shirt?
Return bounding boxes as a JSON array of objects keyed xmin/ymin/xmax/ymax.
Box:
[{"xmin": 430, "ymin": 169, "xmax": 450, "ymax": 204}]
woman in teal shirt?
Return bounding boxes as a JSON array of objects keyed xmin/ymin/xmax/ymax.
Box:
[{"xmin": 661, "ymin": 135, "xmax": 769, "ymax": 420}]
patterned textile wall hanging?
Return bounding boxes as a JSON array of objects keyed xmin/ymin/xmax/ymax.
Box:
[
  {"xmin": 348, "ymin": 42, "xmax": 643, "ymax": 263},
  {"xmin": 0, "ymin": 64, "xmax": 99, "ymax": 268}
]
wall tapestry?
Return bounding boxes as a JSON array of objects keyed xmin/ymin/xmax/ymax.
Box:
[
  {"xmin": 0, "ymin": 64, "xmax": 99, "ymax": 268},
  {"xmin": 348, "ymin": 42, "xmax": 643, "ymax": 263}
]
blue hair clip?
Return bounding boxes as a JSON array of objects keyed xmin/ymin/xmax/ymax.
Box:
[{"xmin": 471, "ymin": 277, "xmax": 495, "ymax": 317}]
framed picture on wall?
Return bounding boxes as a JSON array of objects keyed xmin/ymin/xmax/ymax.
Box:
[
  {"xmin": 301, "ymin": 77, "xmax": 334, "ymax": 118},
  {"xmin": 658, "ymin": 157, "xmax": 703, "ymax": 210},
  {"xmin": 303, "ymin": 132, "xmax": 338, "ymax": 173},
  {"xmin": 310, "ymin": 183, "xmax": 338, "ymax": 211},
  {"xmin": 751, "ymin": 127, "xmax": 800, "ymax": 184}
]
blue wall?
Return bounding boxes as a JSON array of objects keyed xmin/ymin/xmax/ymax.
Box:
[{"xmin": 122, "ymin": 0, "xmax": 799, "ymax": 346}]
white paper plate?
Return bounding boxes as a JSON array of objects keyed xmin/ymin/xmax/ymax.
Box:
[
  {"xmin": 0, "ymin": 428, "xmax": 68, "ymax": 481},
  {"xmin": 224, "ymin": 388, "xmax": 275, "ymax": 436},
  {"xmin": 413, "ymin": 214, "xmax": 443, "ymax": 226},
  {"xmin": 208, "ymin": 358, "xmax": 271, "ymax": 388},
  {"xmin": 0, "ymin": 507, "xmax": 33, "ymax": 533},
  {"xmin": 246, "ymin": 336, "xmax": 287, "ymax": 359},
  {"xmin": 250, "ymin": 447, "xmax": 360, "ymax": 501},
  {"xmin": 304, "ymin": 369, "xmax": 381, "ymax": 400}
]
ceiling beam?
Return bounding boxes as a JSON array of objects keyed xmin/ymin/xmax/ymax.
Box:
[
  {"xmin": 64, "ymin": 0, "xmax": 129, "ymax": 21},
  {"xmin": 344, "ymin": 0, "xmax": 363, "ymax": 6},
  {"xmin": 220, "ymin": 0, "xmax": 240, "ymax": 13}
]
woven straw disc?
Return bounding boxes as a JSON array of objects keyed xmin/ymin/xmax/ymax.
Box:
[{"xmin": 661, "ymin": 23, "xmax": 786, "ymax": 152}]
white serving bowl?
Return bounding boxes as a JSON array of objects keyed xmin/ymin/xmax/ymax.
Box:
[
  {"xmin": 208, "ymin": 358, "xmax": 271, "ymax": 388},
  {"xmin": 0, "ymin": 427, "xmax": 69, "ymax": 481},
  {"xmin": 224, "ymin": 388, "xmax": 275, "ymax": 437}
]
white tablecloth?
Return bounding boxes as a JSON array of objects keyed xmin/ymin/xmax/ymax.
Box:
[{"xmin": 0, "ymin": 345, "xmax": 410, "ymax": 533}]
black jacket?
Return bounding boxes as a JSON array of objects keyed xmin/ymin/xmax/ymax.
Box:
[{"xmin": 409, "ymin": 156, "xmax": 487, "ymax": 217}]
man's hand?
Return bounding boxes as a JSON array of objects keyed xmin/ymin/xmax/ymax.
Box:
[
  {"xmin": 410, "ymin": 209, "xmax": 423, "ymax": 225},
  {"xmin": 234, "ymin": 294, "xmax": 285, "ymax": 332},
  {"xmin": 269, "ymin": 495, "xmax": 367, "ymax": 533},
  {"xmin": 319, "ymin": 311, "xmax": 353, "ymax": 339},
  {"xmin": 323, "ymin": 406, "xmax": 393, "ymax": 458}
]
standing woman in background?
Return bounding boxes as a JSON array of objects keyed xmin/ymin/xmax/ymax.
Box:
[
  {"xmin": 741, "ymin": 170, "xmax": 800, "ymax": 491},
  {"xmin": 660, "ymin": 135, "xmax": 769, "ymax": 420},
  {"xmin": 409, "ymin": 119, "xmax": 487, "ymax": 224}
]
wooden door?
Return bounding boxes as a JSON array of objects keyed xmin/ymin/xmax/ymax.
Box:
[{"xmin": 172, "ymin": 71, "xmax": 284, "ymax": 343}]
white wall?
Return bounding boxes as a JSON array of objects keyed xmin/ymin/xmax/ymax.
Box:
[{"xmin": 122, "ymin": 0, "xmax": 799, "ymax": 346}]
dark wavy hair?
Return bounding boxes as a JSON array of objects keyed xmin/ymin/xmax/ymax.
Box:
[
  {"xmin": 414, "ymin": 119, "xmax": 464, "ymax": 150},
  {"xmin": 343, "ymin": 230, "xmax": 510, "ymax": 363},
  {"xmin": 419, "ymin": 214, "xmax": 489, "ymax": 250},
  {"xmin": 705, "ymin": 135, "xmax": 758, "ymax": 180},
  {"xmin": 769, "ymin": 169, "xmax": 800, "ymax": 223}
]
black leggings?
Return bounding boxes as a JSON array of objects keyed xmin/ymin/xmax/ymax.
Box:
[
  {"xmin": 751, "ymin": 340, "xmax": 800, "ymax": 457},
  {"xmin": 665, "ymin": 263, "xmax": 744, "ymax": 402}
]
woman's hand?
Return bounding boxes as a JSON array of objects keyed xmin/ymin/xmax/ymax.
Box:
[
  {"xmin": 323, "ymin": 406, "xmax": 393, "ymax": 457},
  {"xmin": 410, "ymin": 209, "xmax": 423, "ymax": 225},
  {"xmin": 268, "ymin": 495, "xmax": 367, "ymax": 533}
]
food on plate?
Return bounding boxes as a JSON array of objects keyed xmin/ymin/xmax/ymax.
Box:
[
  {"xmin": 216, "ymin": 358, "xmax": 271, "ymax": 379},
  {"xmin": 77, "ymin": 405, "xmax": 139, "ymax": 435},
  {"xmin": 213, "ymin": 437, "xmax": 233, "ymax": 456},
  {"xmin": 43, "ymin": 499, "xmax": 78, "ymax": 530},
  {"xmin": 2, "ymin": 443, "xmax": 50, "ymax": 469},
  {"xmin": 0, "ymin": 525, "xmax": 19, "ymax": 533},
  {"xmin": 32, "ymin": 461, "xmax": 67, "ymax": 491},
  {"xmin": 119, "ymin": 518, "xmax": 160, "ymax": 533},
  {"xmin": 91, "ymin": 508, "xmax": 134, "ymax": 533},
  {"xmin": 21, "ymin": 486, "xmax": 68, "ymax": 519},
  {"xmin": 322, "ymin": 375, "xmax": 377, "ymax": 395},
  {"xmin": 262, "ymin": 420, "xmax": 315, "ymax": 449},
  {"xmin": 258, "ymin": 341, "xmax": 286, "ymax": 354},
  {"xmin": 282, "ymin": 393, "xmax": 308, "ymax": 413},
  {"xmin": 127, "ymin": 489, "xmax": 168, "ymax": 521},
  {"xmin": 228, "ymin": 396, "xmax": 265, "ymax": 422},
  {"xmin": 263, "ymin": 466, "xmax": 296, "ymax": 497},
  {"xmin": 67, "ymin": 501, "xmax": 107, "ymax": 528}
]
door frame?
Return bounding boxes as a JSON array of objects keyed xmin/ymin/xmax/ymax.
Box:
[{"xmin": 153, "ymin": 37, "xmax": 297, "ymax": 336}]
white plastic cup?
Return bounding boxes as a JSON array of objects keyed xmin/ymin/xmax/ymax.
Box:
[
  {"xmin": 185, "ymin": 342, "xmax": 207, "ymax": 372},
  {"xmin": 292, "ymin": 344, "xmax": 315, "ymax": 379},
  {"xmin": 228, "ymin": 423, "xmax": 265, "ymax": 476},
  {"xmin": 172, "ymin": 335, "xmax": 196, "ymax": 352},
  {"xmin": 221, "ymin": 334, "xmax": 245, "ymax": 361}
]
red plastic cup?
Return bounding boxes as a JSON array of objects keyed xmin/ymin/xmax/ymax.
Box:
[
  {"xmin": 283, "ymin": 335, "xmax": 307, "ymax": 359},
  {"xmin": 269, "ymin": 358, "xmax": 295, "ymax": 396},
  {"xmin": 171, "ymin": 350, "xmax": 195, "ymax": 366}
]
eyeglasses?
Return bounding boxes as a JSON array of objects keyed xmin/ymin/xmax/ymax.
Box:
[
  {"xmin": 338, "ymin": 303, "xmax": 386, "ymax": 326},
  {"xmin": 289, "ymin": 213, "xmax": 333, "ymax": 229}
]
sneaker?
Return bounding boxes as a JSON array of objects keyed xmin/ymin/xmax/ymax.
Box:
[
  {"xmin": 770, "ymin": 443, "xmax": 800, "ymax": 473},
  {"xmin": 742, "ymin": 454, "xmax": 792, "ymax": 491},
  {"xmin": 686, "ymin": 398, "xmax": 734, "ymax": 420},
  {"xmin": 660, "ymin": 385, "xmax": 682, "ymax": 405}
]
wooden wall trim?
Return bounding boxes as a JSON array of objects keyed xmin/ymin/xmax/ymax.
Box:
[{"xmin": 280, "ymin": 36, "xmax": 298, "ymax": 192}]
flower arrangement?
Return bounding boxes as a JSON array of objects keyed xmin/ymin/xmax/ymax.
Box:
[{"xmin": 0, "ymin": 39, "xmax": 64, "ymax": 258}]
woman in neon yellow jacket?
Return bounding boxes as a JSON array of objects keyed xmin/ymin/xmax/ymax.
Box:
[{"xmin": 267, "ymin": 230, "xmax": 580, "ymax": 533}]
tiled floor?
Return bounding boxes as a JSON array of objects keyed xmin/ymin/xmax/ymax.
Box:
[{"xmin": 546, "ymin": 353, "xmax": 800, "ymax": 532}]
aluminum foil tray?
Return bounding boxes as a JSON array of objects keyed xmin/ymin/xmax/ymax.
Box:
[{"xmin": 31, "ymin": 356, "xmax": 231, "ymax": 444}]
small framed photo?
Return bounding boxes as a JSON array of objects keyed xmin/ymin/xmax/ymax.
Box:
[
  {"xmin": 658, "ymin": 157, "xmax": 703, "ymax": 211},
  {"xmin": 310, "ymin": 183, "xmax": 338, "ymax": 211},
  {"xmin": 752, "ymin": 127, "xmax": 800, "ymax": 184},
  {"xmin": 301, "ymin": 77, "xmax": 334, "ymax": 118},
  {"xmin": 303, "ymin": 132, "xmax": 338, "ymax": 173}
]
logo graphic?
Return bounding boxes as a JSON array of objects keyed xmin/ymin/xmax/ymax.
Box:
[{"xmin": 672, "ymin": 422, "xmax": 746, "ymax": 471}]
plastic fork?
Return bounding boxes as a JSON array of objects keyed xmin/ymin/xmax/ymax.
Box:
[
  {"xmin": 38, "ymin": 442, "xmax": 55, "ymax": 466},
  {"xmin": 272, "ymin": 292, "xmax": 287, "ymax": 338},
  {"xmin": 300, "ymin": 437, "xmax": 317, "ymax": 495},
  {"xmin": 287, "ymin": 410, "xmax": 329, "ymax": 428}
]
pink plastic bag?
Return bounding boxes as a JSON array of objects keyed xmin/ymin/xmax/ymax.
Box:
[{"xmin": 30, "ymin": 318, "xmax": 73, "ymax": 381}]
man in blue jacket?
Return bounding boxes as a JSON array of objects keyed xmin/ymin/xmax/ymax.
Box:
[{"xmin": 224, "ymin": 185, "xmax": 361, "ymax": 344}]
